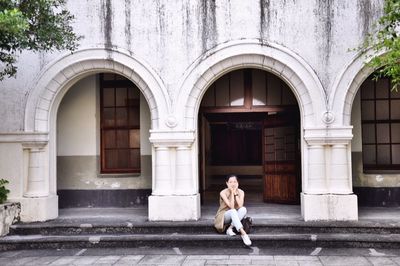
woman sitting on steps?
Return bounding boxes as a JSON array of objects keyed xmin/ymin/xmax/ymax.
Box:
[{"xmin": 214, "ymin": 174, "xmax": 252, "ymax": 246}]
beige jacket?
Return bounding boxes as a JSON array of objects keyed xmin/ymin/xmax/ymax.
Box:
[{"xmin": 214, "ymin": 188, "xmax": 241, "ymax": 233}]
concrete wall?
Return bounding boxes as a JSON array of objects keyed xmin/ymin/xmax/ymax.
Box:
[
  {"xmin": 0, "ymin": 0, "xmax": 384, "ymax": 133},
  {"xmin": 57, "ymin": 75, "xmax": 152, "ymax": 191}
]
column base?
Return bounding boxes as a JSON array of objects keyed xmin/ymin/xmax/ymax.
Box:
[
  {"xmin": 148, "ymin": 194, "xmax": 200, "ymax": 221},
  {"xmin": 301, "ymin": 193, "xmax": 358, "ymax": 221},
  {"xmin": 14, "ymin": 194, "xmax": 58, "ymax": 222}
]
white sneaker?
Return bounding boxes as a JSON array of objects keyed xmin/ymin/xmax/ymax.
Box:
[
  {"xmin": 241, "ymin": 234, "xmax": 252, "ymax": 246},
  {"xmin": 226, "ymin": 226, "xmax": 236, "ymax": 236}
]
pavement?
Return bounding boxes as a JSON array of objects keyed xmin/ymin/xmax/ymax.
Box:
[{"xmin": 1, "ymin": 246, "xmax": 400, "ymax": 265}]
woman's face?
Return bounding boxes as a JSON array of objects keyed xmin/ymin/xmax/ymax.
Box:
[{"xmin": 226, "ymin": 176, "xmax": 238, "ymax": 189}]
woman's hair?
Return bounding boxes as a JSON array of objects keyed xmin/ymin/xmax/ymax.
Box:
[{"xmin": 225, "ymin": 174, "xmax": 238, "ymax": 182}]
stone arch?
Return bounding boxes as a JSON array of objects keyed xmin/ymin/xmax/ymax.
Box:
[
  {"xmin": 174, "ymin": 40, "xmax": 326, "ymax": 130},
  {"xmin": 25, "ymin": 47, "xmax": 169, "ymax": 132},
  {"xmin": 329, "ymin": 49, "xmax": 384, "ymax": 126},
  {"xmin": 23, "ymin": 47, "xmax": 169, "ymax": 198}
]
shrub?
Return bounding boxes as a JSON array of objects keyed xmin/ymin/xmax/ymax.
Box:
[{"xmin": 0, "ymin": 179, "xmax": 10, "ymax": 204}]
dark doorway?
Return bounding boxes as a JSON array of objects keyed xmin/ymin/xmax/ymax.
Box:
[{"xmin": 198, "ymin": 68, "xmax": 301, "ymax": 204}]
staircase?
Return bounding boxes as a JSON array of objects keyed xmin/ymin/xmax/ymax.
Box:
[{"xmin": 2, "ymin": 218, "xmax": 400, "ymax": 251}]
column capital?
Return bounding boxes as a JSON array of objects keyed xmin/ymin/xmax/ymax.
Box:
[
  {"xmin": 149, "ymin": 130, "xmax": 195, "ymax": 147},
  {"xmin": 304, "ymin": 126, "xmax": 353, "ymax": 145}
]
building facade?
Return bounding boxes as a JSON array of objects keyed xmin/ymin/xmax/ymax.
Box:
[{"xmin": 0, "ymin": 0, "xmax": 397, "ymax": 222}]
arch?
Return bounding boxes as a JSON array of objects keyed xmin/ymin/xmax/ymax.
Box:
[
  {"xmin": 174, "ymin": 40, "xmax": 326, "ymax": 129},
  {"xmin": 24, "ymin": 47, "xmax": 169, "ymax": 132},
  {"xmin": 329, "ymin": 48, "xmax": 384, "ymax": 126}
]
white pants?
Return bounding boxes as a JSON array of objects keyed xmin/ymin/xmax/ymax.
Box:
[{"xmin": 224, "ymin": 207, "xmax": 247, "ymax": 231}]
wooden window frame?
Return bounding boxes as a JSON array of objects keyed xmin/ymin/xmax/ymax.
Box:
[
  {"xmin": 100, "ymin": 73, "xmax": 141, "ymax": 174},
  {"xmin": 361, "ymin": 76, "xmax": 400, "ymax": 171}
]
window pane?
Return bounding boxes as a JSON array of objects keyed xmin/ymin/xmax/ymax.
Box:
[
  {"xmin": 216, "ymin": 74, "xmax": 230, "ymax": 106},
  {"xmin": 376, "ymin": 100, "xmax": 389, "ymax": 120},
  {"xmin": 376, "ymin": 78, "xmax": 389, "ymax": 98},
  {"xmin": 362, "ymin": 124, "xmax": 375, "ymax": 143},
  {"xmin": 267, "ymin": 74, "xmax": 282, "ymax": 105},
  {"xmin": 129, "ymin": 149, "xmax": 141, "ymax": 168},
  {"xmin": 103, "ymin": 73, "xmax": 115, "ymax": 80},
  {"xmin": 276, "ymin": 150, "xmax": 285, "ymax": 161},
  {"xmin": 390, "ymin": 89, "xmax": 400, "ymax": 99},
  {"xmin": 128, "ymin": 87, "xmax": 140, "ymax": 99},
  {"xmin": 377, "ymin": 145, "xmax": 390, "ymax": 164},
  {"xmin": 363, "ymin": 145, "xmax": 376, "ymax": 164},
  {"xmin": 129, "ymin": 129, "xmax": 140, "ymax": 148},
  {"xmin": 105, "ymin": 150, "xmax": 118, "ymax": 169},
  {"xmin": 361, "ymin": 78, "xmax": 374, "ymax": 99},
  {"xmin": 116, "ymin": 87, "xmax": 127, "ymax": 106},
  {"xmin": 103, "ymin": 108, "xmax": 115, "ymax": 127},
  {"xmin": 275, "ymin": 138, "xmax": 284, "ymax": 149},
  {"xmin": 230, "ymin": 70, "xmax": 244, "ymax": 106},
  {"xmin": 392, "ymin": 145, "xmax": 400, "ymax": 164},
  {"xmin": 103, "ymin": 130, "xmax": 116, "ymax": 148},
  {"xmin": 103, "ymin": 88, "xmax": 114, "ymax": 107},
  {"xmin": 116, "ymin": 130, "xmax": 129, "ymax": 148},
  {"xmin": 282, "ymin": 84, "xmax": 296, "ymax": 105},
  {"xmin": 286, "ymin": 152, "xmax": 295, "ymax": 160},
  {"xmin": 391, "ymin": 100, "xmax": 400, "ymax": 119},
  {"xmin": 115, "ymin": 107, "xmax": 128, "ymax": 126},
  {"xmin": 117, "ymin": 149, "xmax": 129, "ymax": 168},
  {"xmin": 376, "ymin": 123, "xmax": 390, "ymax": 143},
  {"xmin": 115, "ymin": 74, "xmax": 125, "ymax": 80},
  {"xmin": 361, "ymin": 101, "xmax": 375, "ymax": 120},
  {"xmin": 252, "ymin": 69, "xmax": 266, "ymax": 106},
  {"xmin": 128, "ymin": 106, "xmax": 140, "ymax": 127},
  {"xmin": 392, "ymin": 123, "xmax": 400, "ymax": 143},
  {"xmin": 266, "ymin": 152, "xmax": 275, "ymax": 161}
]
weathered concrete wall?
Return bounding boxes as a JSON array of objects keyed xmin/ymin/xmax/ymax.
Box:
[
  {"xmin": 56, "ymin": 75, "xmax": 152, "ymax": 190},
  {"xmin": 0, "ymin": 0, "xmax": 384, "ymax": 132}
]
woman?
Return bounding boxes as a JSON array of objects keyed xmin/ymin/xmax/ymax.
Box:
[{"xmin": 214, "ymin": 174, "xmax": 252, "ymax": 246}]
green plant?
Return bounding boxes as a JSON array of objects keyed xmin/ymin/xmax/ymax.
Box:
[
  {"xmin": 362, "ymin": 0, "xmax": 400, "ymax": 91},
  {"xmin": 0, "ymin": 179, "xmax": 10, "ymax": 204},
  {"xmin": 0, "ymin": 0, "xmax": 81, "ymax": 80}
]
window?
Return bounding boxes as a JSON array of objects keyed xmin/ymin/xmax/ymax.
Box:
[
  {"xmin": 361, "ymin": 75, "xmax": 400, "ymax": 170},
  {"xmin": 100, "ymin": 73, "xmax": 140, "ymax": 173}
]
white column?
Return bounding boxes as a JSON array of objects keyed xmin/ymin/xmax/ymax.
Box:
[
  {"xmin": 329, "ymin": 144, "xmax": 352, "ymax": 193},
  {"xmin": 302, "ymin": 126, "xmax": 357, "ymax": 221},
  {"xmin": 306, "ymin": 145, "xmax": 327, "ymax": 193},
  {"xmin": 175, "ymin": 146, "xmax": 193, "ymax": 194},
  {"xmin": 24, "ymin": 147, "xmax": 49, "ymax": 197},
  {"xmin": 153, "ymin": 147, "xmax": 173, "ymax": 195},
  {"xmin": 148, "ymin": 130, "xmax": 200, "ymax": 221},
  {"xmin": 20, "ymin": 141, "xmax": 58, "ymax": 222}
]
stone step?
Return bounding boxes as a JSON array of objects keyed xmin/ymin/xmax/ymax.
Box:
[
  {"xmin": 9, "ymin": 220, "xmax": 400, "ymax": 236},
  {"xmin": 1, "ymin": 232, "xmax": 400, "ymax": 251}
]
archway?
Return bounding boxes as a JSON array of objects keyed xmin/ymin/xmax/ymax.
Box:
[
  {"xmin": 23, "ymin": 48, "xmax": 168, "ymax": 220},
  {"xmin": 56, "ymin": 72, "xmax": 152, "ymax": 208},
  {"xmin": 198, "ymin": 68, "xmax": 301, "ymax": 205}
]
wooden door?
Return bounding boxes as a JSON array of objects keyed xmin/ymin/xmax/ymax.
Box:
[{"xmin": 263, "ymin": 114, "xmax": 300, "ymax": 204}]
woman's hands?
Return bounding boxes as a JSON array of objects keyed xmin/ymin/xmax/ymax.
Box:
[{"xmin": 220, "ymin": 175, "xmax": 244, "ymax": 209}]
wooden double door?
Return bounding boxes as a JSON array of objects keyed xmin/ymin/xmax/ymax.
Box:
[{"xmin": 263, "ymin": 113, "xmax": 300, "ymax": 204}]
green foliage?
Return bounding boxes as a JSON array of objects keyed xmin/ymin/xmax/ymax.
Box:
[
  {"xmin": 0, "ymin": 0, "xmax": 81, "ymax": 80},
  {"xmin": 363, "ymin": 0, "xmax": 400, "ymax": 91},
  {"xmin": 0, "ymin": 179, "xmax": 10, "ymax": 204}
]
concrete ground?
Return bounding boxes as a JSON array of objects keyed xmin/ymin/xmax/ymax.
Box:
[{"xmin": 1, "ymin": 246, "xmax": 400, "ymax": 265}]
